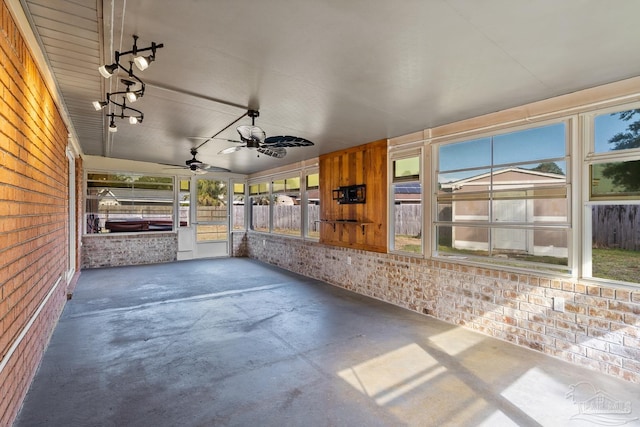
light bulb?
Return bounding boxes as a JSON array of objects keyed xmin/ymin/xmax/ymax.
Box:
[
  {"xmin": 133, "ymin": 55, "xmax": 152, "ymax": 71},
  {"xmin": 98, "ymin": 63, "xmax": 118, "ymax": 78}
]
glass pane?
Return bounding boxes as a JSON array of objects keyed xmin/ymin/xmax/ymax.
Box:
[
  {"xmin": 286, "ymin": 177, "xmax": 301, "ymax": 191},
  {"xmin": 393, "ymin": 183, "xmax": 422, "ymax": 253},
  {"xmin": 590, "ymin": 161, "xmax": 640, "ymax": 200},
  {"xmin": 196, "ymin": 224, "xmax": 228, "ymax": 241},
  {"xmin": 85, "ymin": 173, "xmax": 174, "ymax": 233},
  {"xmin": 233, "ymin": 183, "xmax": 245, "ymax": 194},
  {"xmin": 591, "ymin": 204, "xmax": 640, "ymax": 283},
  {"xmin": 249, "ymin": 182, "xmax": 269, "ymax": 195},
  {"xmin": 232, "ymin": 204, "xmax": 245, "ymax": 230},
  {"xmin": 306, "ymin": 195, "xmax": 320, "ymax": 238},
  {"xmin": 232, "ymin": 182, "xmax": 245, "ymax": 230},
  {"xmin": 272, "ymin": 179, "xmax": 285, "ymax": 193},
  {"xmin": 393, "ymin": 156, "xmax": 420, "ymax": 181},
  {"xmin": 273, "ymin": 199, "xmax": 301, "ymax": 236},
  {"xmin": 493, "ymin": 123, "xmax": 565, "ymax": 165},
  {"xmin": 306, "ymin": 173, "xmax": 319, "ymax": 190},
  {"xmin": 438, "ymin": 138, "xmax": 491, "ymax": 172},
  {"xmin": 438, "ymin": 225, "xmax": 489, "ymax": 256},
  {"xmin": 250, "ymin": 195, "xmax": 269, "ymax": 232},
  {"xmin": 437, "ymin": 225, "xmax": 568, "ymax": 267},
  {"xmin": 196, "ymin": 179, "xmax": 228, "ymax": 240},
  {"xmin": 594, "ymin": 109, "xmax": 640, "ymax": 153},
  {"xmin": 179, "ymin": 179, "xmax": 190, "ymax": 227},
  {"xmin": 438, "ymin": 168, "xmax": 491, "ymax": 192},
  {"xmin": 513, "ymin": 160, "xmax": 567, "ymax": 178},
  {"xmin": 196, "ymin": 180, "xmax": 227, "ymax": 221}
]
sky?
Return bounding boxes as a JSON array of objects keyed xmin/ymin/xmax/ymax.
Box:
[
  {"xmin": 438, "ymin": 110, "xmax": 635, "ymax": 183},
  {"xmin": 594, "ymin": 110, "xmax": 635, "ymax": 153}
]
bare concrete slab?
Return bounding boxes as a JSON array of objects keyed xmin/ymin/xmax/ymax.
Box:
[{"xmin": 15, "ymin": 258, "xmax": 640, "ymax": 426}]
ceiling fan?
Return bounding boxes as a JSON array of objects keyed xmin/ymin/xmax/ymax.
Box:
[
  {"xmin": 217, "ymin": 110, "xmax": 314, "ymax": 158},
  {"xmin": 167, "ymin": 148, "xmax": 229, "ymax": 174}
]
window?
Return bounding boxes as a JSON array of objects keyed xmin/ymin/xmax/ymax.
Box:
[
  {"xmin": 178, "ymin": 179, "xmax": 190, "ymax": 227},
  {"xmin": 85, "ymin": 173, "xmax": 174, "ymax": 233},
  {"xmin": 434, "ymin": 122, "xmax": 569, "ymax": 270},
  {"xmin": 584, "ymin": 107, "xmax": 640, "ymax": 284},
  {"xmin": 246, "ymin": 168, "xmax": 318, "ymax": 239},
  {"xmin": 249, "ymin": 182, "xmax": 270, "ymax": 232},
  {"xmin": 391, "ymin": 153, "xmax": 422, "ymax": 254},
  {"xmin": 305, "ymin": 172, "xmax": 320, "ymax": 238},
  {"xmin": 272, "ymin": 176, "xmax": 301, "ymax": 236},
  {"xmin": 196, "ymin": 179, "xmax": 228, "ymax": 241},
  {"xmin": 232, "ymin": 183, "xmax": 245, "ymax": 230}
]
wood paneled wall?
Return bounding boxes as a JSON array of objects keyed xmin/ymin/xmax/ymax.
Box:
[{"xmin": 319, "ymin": 139, "xmax": 387, "ymax": 252}]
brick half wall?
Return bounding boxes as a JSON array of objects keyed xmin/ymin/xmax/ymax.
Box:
[
  {"xmin": 237, "ymin": 232, "xmax": 640, "ymax": 383},
  {"xmin": 81, "ymin": 233, "xmax": 178, "ymax": 269}
]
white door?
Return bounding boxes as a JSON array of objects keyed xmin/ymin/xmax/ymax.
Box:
[
  {"xmin": 492, "ymin": 199, "xmax": 528, "ymax": 252},
  {"xmin": 194, "ymin": 178, "xmax": 230, "ymax": 258},
  {"xmin": 177, "ymin": 177, "xmax": 230, "ymax": 259}
]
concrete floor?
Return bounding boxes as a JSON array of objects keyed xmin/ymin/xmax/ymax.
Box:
[{"xmin": 15, "ymin": 258, "xmax": 640, "ymax": 427}]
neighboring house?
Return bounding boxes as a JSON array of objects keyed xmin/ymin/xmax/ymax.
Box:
[
  {"xmin": 440, "ymin": 167, "xmax": 568, "ymax": 258},
  {"xmin": 394, "ymin": 182, "xmax": 421, "ymax": 204}
]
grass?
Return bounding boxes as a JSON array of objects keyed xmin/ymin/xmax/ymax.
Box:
[
  {"xmin": 592, "ymin": 247, "xmax": 640, "ymax": 283},
  {"xmin": 395, "ymin": 235, "xmax": 422, "ymax": 253}
]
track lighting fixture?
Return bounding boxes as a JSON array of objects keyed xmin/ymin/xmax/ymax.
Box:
[
  {"xmin": 98, "ymin": 35, "xmax": 163, "ymax": 80},
  {"xmin": 98, "ymin": 63, "xmax": 119, "ymax": 78},
  {"xmin": 94, "ymin": 35, "xmax": 161, "ymax": 130},
  {"xmin": 134, "ymin": 54, "xmax": 153, "ymax": 71},
  {"xmin": 92, "ymin": 100, "xmax": 108, "ymax": 111}
]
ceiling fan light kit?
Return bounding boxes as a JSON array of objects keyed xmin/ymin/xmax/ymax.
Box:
[
  {"xmin": 182, "ymin": 148, "xmax": 230, "ymax": 173},
  {"xmin": 216, "ymin": 109, "xmax": 315, "ymax": 159},
  {"xmin": 94, "ymin": 35, "xmax": 163, "ymax": 130}
]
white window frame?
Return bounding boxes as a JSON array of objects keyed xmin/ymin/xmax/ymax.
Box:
[
  {"xmin": 581, "ymin": 102, "xmax": 640, "ymax": 286},
  {"xmin": 389, "ymin": 147, "xmax": 424, "ymax": 256},
  {"xmin": 431, "ymin": 119, "xmax": 572, "ymax": 272}
]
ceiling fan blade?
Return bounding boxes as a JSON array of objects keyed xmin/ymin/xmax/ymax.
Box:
[
  {"xmin": 219, "ymin": 146, "xmax": 244, "ymax": 155},
  {"xmin": 257, "ymin": 146, "xmax": 287, "ymax": 158},
  {"xmin": 212, "ymin": 137, "xmax": 244, "ymax": 144},
  {"xmin": 202, "ymin": 164, "xmax": 231, "ymax": 172},
  {"xmin": 237, "ymin": 125, "xmax": 265, "ymax": 142},
  {"xmin": 263, "ymin": 135, "xmax": 314, "ymax": 147}
]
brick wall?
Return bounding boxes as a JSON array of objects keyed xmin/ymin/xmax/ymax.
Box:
[
  {"xmin": 238, "ymin": 232, "xmax": 640, "ymax": 383},
  {"xmin": 81, "ymin": 232, "xmax": 178, "ymax": 269},
  {"xmin": 0, "ymin": 1, "xmax": 71, "ymax": 425}
]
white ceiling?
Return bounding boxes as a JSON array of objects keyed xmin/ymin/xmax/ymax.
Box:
[{"xmin": 20, "ymin": 0, "xmax": 640, "ymax": 174}]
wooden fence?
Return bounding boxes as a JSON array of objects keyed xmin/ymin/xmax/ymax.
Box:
[
  {"xmin": 243, "ymin": 205, "xmax": 420, "ymax": 235},
  {"xmin": 592, "ymin": 205, "xmax": 640, "ymax": 250}
]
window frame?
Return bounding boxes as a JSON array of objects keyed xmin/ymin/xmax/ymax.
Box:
[
  {"xmin": 389, "ymin": 147, "xmax": 424, "ymax": 256},
  {"xmin": 271, "ymin": 175, "xmax": 302, "ymax": 237},
  {"xmin": 247, "ymin": 167, "xmax": 320, "ymax": 240},
  {"xmin": 84, "ymin": 171, "xmax": 176, "ymax": 235},
  {"xmin": 581, "ymin": 102, "xmax": 640, "ymax": 286},
  {"xmin": 303, "ymin": 169, "xmax": 320, "ymax": 240},
  {"xmin": 248, "ymin": 181, "xmax": 271, "ymax": 233},
  {"xmin": 431, "ymin": 119, "xmax": 572, "ymax": 272}
]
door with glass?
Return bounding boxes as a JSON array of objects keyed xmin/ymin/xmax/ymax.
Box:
[{"xmin": 194, "ymin": 178, "xmax": 229, "ymax": 258}]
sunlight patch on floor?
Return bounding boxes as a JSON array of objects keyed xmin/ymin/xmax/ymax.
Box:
[
  {"xmin": 427, "ymin": 326, "xmax": 486, "ymax": 356},
  {"xmin": 500, "ymin": 367, "xmax": 572, "ymax": 425},
  {"xmin": 337, "ymin": 343, "xmax": 446, "ymax": 406}
]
